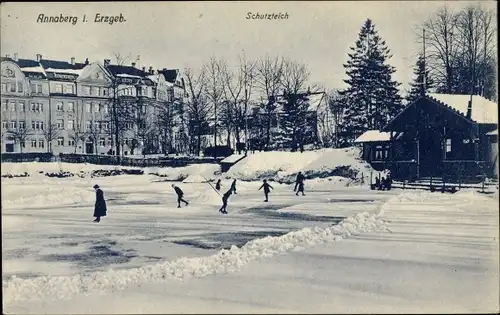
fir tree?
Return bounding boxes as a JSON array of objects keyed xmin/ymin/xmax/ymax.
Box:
[
  {"xmin": 339, "ymin": 19, "xmax": 403, "ymax": 143},
  {"xmin": 407, "ymin": 54, "xmax": 434, "ymax": 103},
  {"xmin": 277, "ymin": 92, "xmax": 310, "ymax": 152}
]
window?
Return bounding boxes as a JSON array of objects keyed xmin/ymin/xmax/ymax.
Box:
[
  {"xmin": 374, "ymin": 145, "xmax": 389, "ymax": 160},
  {"xmin": 32, "ymin": 121, "xmax": 43, "ymax": 130},
  {"xmin": 19, "ymin": 102, "xmax": 25, "ymax": 112},
  {"xmin": 86, "ymin": 121, "xmax": 92, "ymax": 130},
  {"xmin": 462, "ymin": 139, "xmax": 471, "ymax": 144},
  {"xmin": 40, "ymin": 121, "xmax": 44, "ymax": 130},
  {"xmin": 2, "ymin": 100, "xmax": 7, "ymax": 111},
  {"xmin": 31, "ymin": 121, "xmax": 36, "ymax": 130},
  {"xmin": 10, "ymin": 121, "xmax": 17, "ymax": 129},
  {"xmin": 99, "ymin": 138, "xmax": 105, "ymax": 146},
  {"xmin": 20, "ymin": 141, "xmax": 25, "ymax": 148},
  {"xmin": 94, "ymin": 103, "xmax": 100, "ymax": 113},
  {"xmin": 31, "ymin": 103, "xmax": 43, "ymax": 112},
  {"xmin": 67, "ymin": 102, "xmax": 75, "ymax": 112},
  {"xmin": 102, "ymin": 122, "xmax": 109, "ymax": 130},
  {"xmin": 68, "ymin": 120, "xmax": 74, "ymax": 130},
  {"xmin": 103, "ymin": 104, "xmax": 109, "ymax": 113},
  {"xmin": 65, "ymin": 85, "xmax": 74, "ymax": 94},
  {"xmin": 83, "ymin": 85, "xmax": 91, "ymax": 95},
  {"xmin": 94, "ymin": 121, "xmax": 100, "ymax": 130},
  {"xmin": 103, "ymin": 88, "xmax": 108, "ymax": 96},
  {"xmin": 30, "ymin": 83, "xmax": 42, "ymax": 94},
  {"xmin": 68, "ymin": 139, "xmax": 75, "ymax": 146},
  {"xmin": 9, "ymin": 83, "xmax": 16, "ymax": 92},
  {"xmin": 107, "ymin": 138, "xmax": 112, "ymax": 146},
  {"xmin": 10, "ymin": 102, "xmax": 16, "ymax": 112},
  {"xmin": 31, "ymin": 139, "xmax": 37, "ymax": 148},
  {"xmin": 446, "ymin": 139, "xmax": 452, "ymax": 152},
  {"xmin": 19, "ymin": 121, "xmax": 25, "ymax": 129},
  {"xmin": 1, "ymin": 83, "xmax": 6, "ymax": 92},
  {"xmin": 55, "ymin": 84, "xmax": 63, "ymax": 93},
  {"xmin": 86, "ymin": 103, "xmax": 91, "ymax": 113},
  {"xmin": 57, "ymin": 119, "xmax": 64, "ymax": 129},
  {"xmin": 38, "ymin": 140, "xmax": 45, "ymax": 149},
  {"xmin": 17, "ymin": 82, "xmax": 23, "ymax": 93},
  {"xmin": 57, "ymin": 137, "xmax": 64, "ymax": 146},
  {"xmin": 141, "ymin": 105, "xmax": 146, "ymax": 114},
  {"xmin": 2, "ymin": 121, "xmax": 8, "ymax": 129},
  {"xmin": 56, "ymin": 102, "xmax": 64, "ymax": 111}
]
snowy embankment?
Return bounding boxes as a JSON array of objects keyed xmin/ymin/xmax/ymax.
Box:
[
  {"xmin": 2, "ymin": 203, "xmax": 389, "ymax": 304},
  {"xmin": 227, "ymin": 147, "xmax": 373, "ymax": 184}
]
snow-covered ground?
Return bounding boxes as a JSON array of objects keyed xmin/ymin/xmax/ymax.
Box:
[{"xmin": 2, "ymin": 155, "xmax": 499, "ymax": 313}]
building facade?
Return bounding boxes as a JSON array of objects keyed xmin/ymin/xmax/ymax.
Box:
[{"xmin": 1, "ymin": 54, "xmax": 187, "ymax": 155}]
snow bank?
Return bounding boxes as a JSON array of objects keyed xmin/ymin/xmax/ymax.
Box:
[
  {"xmin": 0, "ymin": 162, "xmax": 140, "ymax": 177},
  {"xmin": 2, "ymin": 185, "xmax": 94, "ymax": 209},
  {"xmin": 146, "ymin": 164, "xmax": 221, "ymax": 182},
  {"xmin": 2, "ymin": 205, "xmax": 389, "ymax": 304},
  {"xmin": 227, "ymin": 147, "xmax": 373, "ymax": 184}
]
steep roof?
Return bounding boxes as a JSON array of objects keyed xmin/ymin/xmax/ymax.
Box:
[
  {"xmin": 157, "ymin": 69, "xmax": 179, "ymax": 84},
  {"xmin": 427, "ymin": 93, "xmax": 498, "ymax": 125}
]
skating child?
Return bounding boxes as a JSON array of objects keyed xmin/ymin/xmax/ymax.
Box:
[
  {"xmin": 258, "ymin": 179, "xmax": 274, "ymax": 202},
  {"xmin": 172, "ymin": 184, "xmax": 189, "ymax": 208}
]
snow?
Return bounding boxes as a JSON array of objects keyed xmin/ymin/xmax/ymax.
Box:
[
  {"xmin": 220, "ymin": 154, "xmax": 246, "ymax": 163},
  {"xmin": 3, "ymin": 184, "xmax": 498, "ymax": 313},
  {"xmin": 355, "ymin": 130, "xmax": 391, "ymax": 143},
  {"xmin": 227, "ymin": 147, "xmax": 372, "ymax": 183},
  {"xmin": 487, "ymin": 129, "xmax": 498, "ymax": 136},
  {"xmin": 1, "ymin": 162, "xmax": 141, "ymax": 176},
  {"xmin": 45, "ymin": 68, "xmax": 82, "ymax": 75},
  {"xmin": 117, "ymin": 74, "xmax": 143, "ymax": 79},
  {"xmin": 427, "ymin": 93, "xmax": 498, "ymax": 124},
  {"xmin": 20, "ymin": 66, "xmax": 46, "ymax": 74},
  {"xmin": 146, "ymin": 163, "xmax": 221, "ymax": 182}
]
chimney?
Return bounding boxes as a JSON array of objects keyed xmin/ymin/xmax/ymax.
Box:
[
  {"xmin": 466, "ymin": 95, "xmax": 473, "ymax": 119},
  {"xmin": 142, "ymin": 66, "xmax": 146, "ymax": 72},
  {"xmin": 13, "ymin": 53, "xmax": 18, "ymax": 61},
  {"xmin": 104, "ymin": 59, "xmax": 111, "ymax": 67},
  {"xmin": 5, "ymin": 54, "xmax": 10, "ymax": 59},
  {"xmin": 149, "ymin": 66, "xmax": 153, "ymax": 74},
  {"xmin": 36, "ymin": 54, "xmax": 42, "ymax": 62},
  {"xmin": 85, "ymin": 58, "xmax": 89, "ymax": 65},
  {"xmin": 70, "ymin": 57, "xmax": 75, "ymax": 65},
  {"xmin": 131, "ymin": 62, "xmax": 136, "ymax": 67}
]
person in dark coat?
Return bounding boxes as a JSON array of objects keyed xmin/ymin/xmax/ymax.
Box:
[
  {"xmin": 93, "ymin": 184, "xmax": 107, "ymax": 223},
  {"xmin": 230, "ymin": 179, "xmax": 237, "ymax": 194},
  {"xmin": 215, "ymin": 179, "xmax": 222, "ymax": 191},
  {"xmin": 172, "ymin": 184, "xmax": 189, "ymax": 208},
  {"xmin": 296, "ymin": 181, "xmax": 305, "ymax": 196},
  {"xmin": 219, "ymin": 189, "xmax": 232, "ymax": 214},
  {"xmin": 294, "ymin": 172, "xmax": 305, "ymax": 192},
  {"xmin": 259, "ymin": 179, "xmax": 274, "ymax": 202}
]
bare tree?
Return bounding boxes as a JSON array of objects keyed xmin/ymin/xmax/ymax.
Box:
[
  {"xmin": 135, "ymin": 104, "xmax": 155, "ymax": 157},
  {"xmin": 7, "ymin": 127, "xmax": 32, "ymax": 154},
  {"xmin": 43, "ymin": 123, "xmax": 62, "ymax": 153},
  {"xmin": 204, "ymin": 57, "xmax": 226, "ymax": 157},
  {"xmin": 279, "ymin": 58, "xmax": 312, "ymax": 152},
  {"xmin": 68, "ymin": 112, "xmax": 86, "ymax": 153},
  {"xmin": 113, "ymin": 53, "xmax": 132, "ymax": 66},
  {"xmin": 327, "ymin": 90, "xmax": 347, "ymax": 148},
  {"xmin": 254, "ymin": 55, "xmax": 284, "ymax": 149},
  {"xmin": 239, "ymin": 52, "xmax": 256, "ymax": 154},
  {"xmin": 86, "ymin": 121, "xmax": 103, "ymax": 154},
  {"xmin": 419, "ymin": 5, "xmax": 460, "ymax": 93},
  {"xmin": 184, "ymin": 66, "xmax": 210, "ymax": 155}
]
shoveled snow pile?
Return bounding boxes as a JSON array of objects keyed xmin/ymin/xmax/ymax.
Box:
[
  {"xmin": 2, "ymin": 204, "xmax": 390, "ymax": 304},
  {"xmin": 191, "ymin": 187, "xmax": 223, "ymax": 205},
  {"xmin": 146, "ymin": 164, "xmax": 221, "ymax": 182},
  {"xmin": 2, "ymin": 185, "xmax": 94, "ymax": 209},
  {"xmin": 227, "ymin": 147, "xmax": 373, "ymax": 184}
]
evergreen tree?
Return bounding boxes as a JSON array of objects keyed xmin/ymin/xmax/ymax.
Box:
[
  {"xmin": 276, "ymin": 92, "xmax": 310, "ymax": 152},
  {"xmin": 339, "ymin": 19, "xmax": 403, "ymax": 143},
  {"xmin": 407, "ymin": 54, "xmax": 435, "ymax": 103}
]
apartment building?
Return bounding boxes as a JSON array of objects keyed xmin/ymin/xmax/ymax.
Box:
[{"xmin": 1, "ymin": 54, "xmax": 187, "ymax": 155}]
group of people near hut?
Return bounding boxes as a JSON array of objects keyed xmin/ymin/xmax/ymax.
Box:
[
  {"xmin": 373, "ymin": 174, "xmax": 393, "ymax": 191},
  {"xmin": 91, "ymin": 172, "xmax": 309, "ymax": 222}
]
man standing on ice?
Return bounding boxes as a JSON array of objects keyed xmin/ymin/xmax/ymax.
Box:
[
  {"xmin": 172, "ymin": 184, "xmax": 189, "ymax": 208},
  {"xmin": 93, "ymin": 184, "xmax": 107, "ymax": 223},
  {"xmin": 259, "ymin": 179, "xmax": 274, "ymax": 202},
  {"xmin": 219, "ymin": 188, "xmax": 232, "ymax": 214},
  {"xmin": 294, "ymin": 171, "xmax": 305, "ymax": 192},
  {"xmin": 230, "ymin": 179, "xmax": 237, "ymax": 194}
]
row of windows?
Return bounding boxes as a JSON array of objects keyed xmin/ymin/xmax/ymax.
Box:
[
  {"xmin": 1, "ymin": 82, "xmax": 24, "ymax": 93},
  {"xmin": 53, "ymin": 84, "xmax": 75, "ymax": 94},
  {"xmin": 2, "ymin": 120, "xmax": 45, "ymax": 130},
  {"xmin": 16, "ymin": 139, "xmax": 46, "ymax": 149},
  {"xmin": 14, "ymin": 137, "xmax": 139, "ymax": 149},
  {"xmin": 1, "ymin": 100, "xmax": 118, "ymax": 113}
]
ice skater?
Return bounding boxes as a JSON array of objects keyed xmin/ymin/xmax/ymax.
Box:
[
  {"xmin": 230, "ymin": 179, "xmax": 237, "ymax": 194},
  {"xmin": 259, "ymin": 179, "xmax": 274, "ymax": 202},
  {"xmin": 296, "ymin": 181, "xmax": 305, "ymax": 196},
  {"xmin": 93, "ymin": 184, "xmax": 107, "ymax": 223},
  {"xmin": 219, "ymin": 188, "xmax": 233, "ymax": 214},
  {"xmin": 172, "ymin": 184, "xmax": 189, "ymax": 208},
  {"xmin": 293, "ymin": 171, "xmax": 305, "ymax": 192},
  {"xmin": 215, "ymin": 179, "xmax": 222, "ymax": 191}
]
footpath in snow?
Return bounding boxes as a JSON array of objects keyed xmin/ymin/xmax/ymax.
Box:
[{"xmin": 4, "ymin": 190, "xmax": 499, "ymax": 313}]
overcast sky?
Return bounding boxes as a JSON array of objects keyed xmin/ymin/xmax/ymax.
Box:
[{"xmin": 1, "ymin": 1, "xmax": 496, "ymax": 93}]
